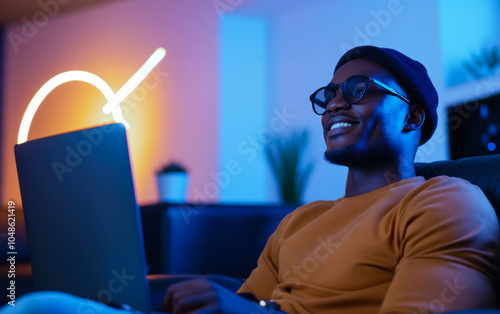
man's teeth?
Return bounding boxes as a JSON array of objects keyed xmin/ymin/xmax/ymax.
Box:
[{"xmin": 330, "ymin": 122, "xmax": 353, "ymax": 130}]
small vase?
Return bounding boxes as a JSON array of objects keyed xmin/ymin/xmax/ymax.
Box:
[{"xmin": 157, "ymin": 172, "xmax": 189, "ymax": 203}]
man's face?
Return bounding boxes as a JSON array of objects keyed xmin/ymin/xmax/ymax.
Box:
[{"xmin": 321, "ymin": 58, "xmax": 411, "ymax": 167}]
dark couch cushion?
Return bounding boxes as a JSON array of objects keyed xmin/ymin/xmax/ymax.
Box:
[{"xmin": 164, "ymin": 205, "xmax": 295, "ymax": 278}]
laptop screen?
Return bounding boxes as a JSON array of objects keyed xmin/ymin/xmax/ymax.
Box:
[{"xmin": 14, "ymin": 123, "xmax": 151, "ymax": 312}]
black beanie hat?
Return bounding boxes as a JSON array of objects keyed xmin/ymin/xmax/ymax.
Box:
[{"xmin": 334, "ymin": 45, "xmax": 438, "ymax": 145}]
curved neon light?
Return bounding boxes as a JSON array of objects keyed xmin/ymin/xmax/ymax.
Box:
[
  {"xmin": 17, "ymin": 71, "xmax": 119, "ymax": 144},
  {"xmin": 17, "ymin": 47, "xmax": 166, "ymax": 144}
]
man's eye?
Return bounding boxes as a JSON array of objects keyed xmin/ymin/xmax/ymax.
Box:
[
  {"xmin": 324, "ymin": 88, "xmax": 334, "ymax": 99},
  {"xmin": 350, "ymin": 87, "xmax": 364, "ymax": 97},
  {"xmin": 349, "ymin": 82, "xmax": 366, "ymax": 97},
  {"xmin": 353, "ymin": 88, "xmax": 364, "ymax": 95}
]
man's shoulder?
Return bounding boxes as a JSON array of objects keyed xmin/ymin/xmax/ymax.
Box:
[
  {"xmin": 421, "ymin": 174, "xmax": 472, "ymax": 184},
  {"xmin": 405, "ymin": 175, "xmax": 496, "ymax": 223},
  {"xmin": 399, "ymin": 175, "xmax": 499, "ymax": 258},
  {"xmin": 418, "ymin": 175, "xmax": 485, "ymax": 195}
]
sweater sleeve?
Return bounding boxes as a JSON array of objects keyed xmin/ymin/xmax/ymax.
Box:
[{"xmin": 380, "ymin": 177, "xmax": 500, "ymax": 313}]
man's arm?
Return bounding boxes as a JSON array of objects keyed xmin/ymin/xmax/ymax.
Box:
[
  {"xmin": 380, "ymin": 178, "xmax": 499, "ymax": 313},
  {"xmin": 163, "ymin": 278, "xmax": 287, "ymax": 313},
  {"xmin": 162, "ymin": 213, "xmax": 295, "ymax": 313},
  {"xmin": 237, "ymin": 212, "xmax": 294, "ymax": 300}
]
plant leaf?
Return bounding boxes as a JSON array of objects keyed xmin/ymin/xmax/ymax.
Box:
[{"xmin": 265, "ymin": 129, "xmax": 314, "ymax": 205}]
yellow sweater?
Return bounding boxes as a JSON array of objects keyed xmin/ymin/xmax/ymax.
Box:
[{"xmin": 237, "ymin": 176, "xmax": 499, "ymax": 314}]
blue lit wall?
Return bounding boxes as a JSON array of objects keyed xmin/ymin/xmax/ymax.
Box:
[
  {"xmin": 219, "ymin": 15, "xmax": 270, "ymax": 203},
  {"xmin": 439, "ymin": 0, "xmax": 500, "ymax": 86},
  {"xmin": 217, "ymin": 0, "xmax": 500, "ymax": 204}
]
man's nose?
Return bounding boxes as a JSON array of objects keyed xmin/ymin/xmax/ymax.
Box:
[{"xmin": 325, "ymin": 97, "xmax": 351, "ymax": 114}]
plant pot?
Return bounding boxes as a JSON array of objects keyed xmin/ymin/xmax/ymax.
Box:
[{"xmin": 157, "ymin": 172, "xmax": 189, "ymax": 203}]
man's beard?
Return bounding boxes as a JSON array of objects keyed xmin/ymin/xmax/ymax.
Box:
[{"xmin": 324, "ymin": 140, "xmax": 395, "ymax": 168}]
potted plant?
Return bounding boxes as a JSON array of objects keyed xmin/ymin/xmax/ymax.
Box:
[
  {"xmin": 157, "ymin": 162, "xmax": 189, "ymax": 203},
  {"xmin": 265, "ymin": 129, "xmax": 314, "ymax": 205},
  {"xmin": 463, "ymin": 46, "xmax": 500, "ymax": 80}
]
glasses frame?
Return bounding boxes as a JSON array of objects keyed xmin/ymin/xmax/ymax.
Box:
[{"xmin": 309, "ymin": 75, "xmax": 412, "ymax": 115}]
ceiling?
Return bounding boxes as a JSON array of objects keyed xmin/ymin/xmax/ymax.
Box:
[{"xmin": 0, "ymin": 0, "xmax": 122, "ymax": 26}]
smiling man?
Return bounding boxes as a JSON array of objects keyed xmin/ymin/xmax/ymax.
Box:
[
  {"xmin": 316, "ymin": 49, "xmax": 427, "ymax": 197},
  {"xmin": 160, "ymin": 47, "xmax": 500, "ymax": 314},
  {"xmin": 3, "ymin": 46, "xmax": 499, "ymax": 314},
  {"xmin": 228, "ymin": 46, "xmax": 500, "ymax": 314},
  {"xmin": 16, "ymin": 47, "xmax": 496, "ymax": 314}
]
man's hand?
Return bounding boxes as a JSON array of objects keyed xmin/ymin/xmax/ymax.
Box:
[{"xmin": 163, "ymin": 278, "xmax": 275, "ymax": 314}]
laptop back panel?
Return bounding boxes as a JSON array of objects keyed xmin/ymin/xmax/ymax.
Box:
[{"xmin": 14, "ymin": 123, "xmax": 151, "ymax": 312}]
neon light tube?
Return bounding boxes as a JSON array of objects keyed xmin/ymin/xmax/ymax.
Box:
[
  {"xmin": 17, "ymin": 47, "xmax": 166, "ymax": 144},
  {"xmin": 102, "ymin": 47, "xmax": 166, "ymax": 115},
  {"xmin": 17, "ymin": 71, "xmax": 117, "ymax": 144}
]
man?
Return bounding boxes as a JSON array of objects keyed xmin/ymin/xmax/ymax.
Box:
[
  {"xmin": 163, "ymin": 46, "xmax": 499, "ymax": 313},
  {"xmin": 3, "ymin": 46, "xmax": 499, "ymax": 314}
]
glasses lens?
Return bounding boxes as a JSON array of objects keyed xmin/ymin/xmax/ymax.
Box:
[
  {"xmin": 312, "ymin": 87, "xmax": 334, "ymax": 115},
  {"xmin": 344, "ymin": 76, "xmax": 368, "ymax": 103}
]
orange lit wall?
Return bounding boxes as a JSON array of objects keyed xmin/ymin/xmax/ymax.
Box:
[{"xmin": 1, "ymin": 0, "xmax": 221, "ymax": 205}]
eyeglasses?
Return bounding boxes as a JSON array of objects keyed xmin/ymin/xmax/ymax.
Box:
[{"xmin": 309, "ymin": 75, "xmax": 411, "ymax": 115}]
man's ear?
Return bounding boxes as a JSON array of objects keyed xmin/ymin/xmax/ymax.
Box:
[{"xmin": 404, "ymin": 105, "xmax": 425, "ymax": 131}]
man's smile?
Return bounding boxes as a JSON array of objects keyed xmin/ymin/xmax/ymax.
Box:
[{"xmin": 324, "ymin": 114, "xmax": 360, "ymax": 137}]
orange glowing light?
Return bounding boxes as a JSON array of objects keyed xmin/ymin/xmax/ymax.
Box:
[{"xmin": 17, "ymin": 47, "xmax": 167, "ymax": 144}]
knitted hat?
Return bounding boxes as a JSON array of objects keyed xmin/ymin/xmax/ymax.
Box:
[{"xmin": 334, "ymin": 46, "xmax": 438, "ymax": 145}]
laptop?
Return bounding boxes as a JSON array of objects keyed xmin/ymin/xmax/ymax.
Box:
[{"xmin": 15, "ymin": 123, "xmax": 158, "ymax": 313}]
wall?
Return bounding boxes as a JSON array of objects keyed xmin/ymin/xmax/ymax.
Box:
[
  {"xmin": 231, "ymin": 0, "xmax": 500, "ymax": 203},
  {"xmin": 439, "ymin": 0, "xmax": 500, "ymax": 87},
  {"xmin": 3, "ymin": 0, "xmax": 500, "ymax": 207},
  {"xmin": 1, "ymin": 0, "xmax": 221, "ymax": 206},
  {"xmin": 218, "ymin": 15, "xmax": 272, "ymax": 203}
]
